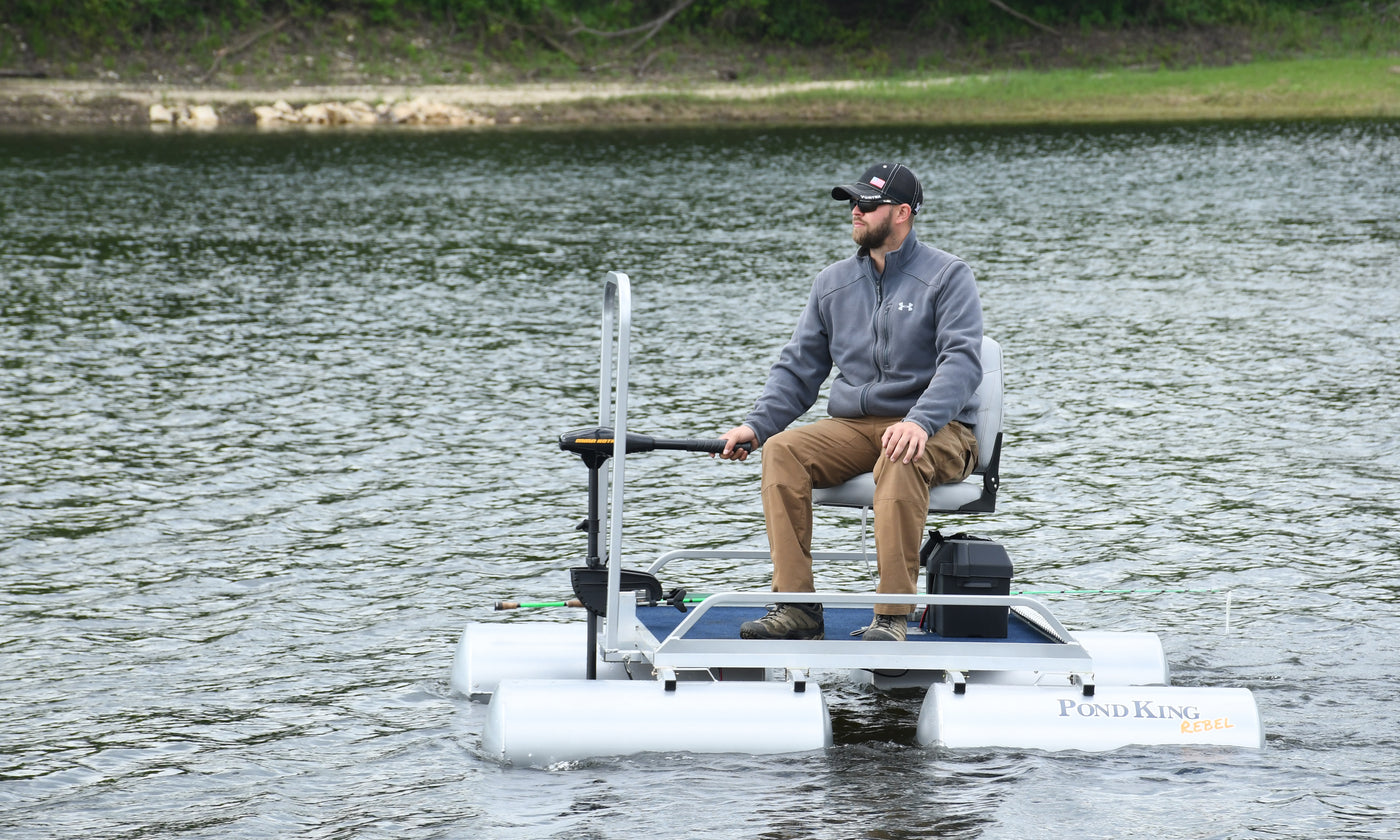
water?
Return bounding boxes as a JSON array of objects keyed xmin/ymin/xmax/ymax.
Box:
[{"xmin": 2, "ymin": 120, "xmax": 1398, "ymax": 838}]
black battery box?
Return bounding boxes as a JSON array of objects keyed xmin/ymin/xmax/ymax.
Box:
[{"xmin": 919, "ymin": 531, "xmax": 1013, "ymax": 638}]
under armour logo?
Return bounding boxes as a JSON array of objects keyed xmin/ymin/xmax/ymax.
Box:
[{"xmin": 896, "ymin": 302, "xmax": 915, "ymax": 312}]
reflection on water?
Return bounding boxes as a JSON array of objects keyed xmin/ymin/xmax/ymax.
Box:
[{"xmin": 2, "ymin": 121, "xmax": 1399, "ymax": 839}]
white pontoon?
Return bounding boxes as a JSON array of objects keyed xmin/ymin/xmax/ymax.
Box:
[{"xmin": 451, "ymin": 272, "xmax": 1263, "ymax": 765}]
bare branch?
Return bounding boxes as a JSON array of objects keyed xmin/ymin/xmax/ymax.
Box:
[
  {"xmin": 626, "ymin": 0, "xmax": 697, "ymax": 54},
  {"xmin": 569, "ymin": 19, "xmax": 654, "ymax": 39},
  {"xmin": 635, "ymin": 48, "xmax": 662, "ymax": 78},
  {"xmin": 529, "ymin": 24, "xmax": 587, "ymax": 67},
  {"xmin": 199, "ymin": 15, "xmax": 291, "ymax": 82},
  {"xmin": 569, "ymin": 0, "xmax": 698, "ymax": 54},
  {"xmin": 986, "ymin": 0, "xmax": 1059, "ymax": 35}
]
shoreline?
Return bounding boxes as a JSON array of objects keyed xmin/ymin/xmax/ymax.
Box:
[
  {"xmin": 0, "ymin": 76, "xmax": 974, "ymax": 128},
  {"xmin": 4, "ymin": 59, "xmax": 1399, "ymax": 129}
]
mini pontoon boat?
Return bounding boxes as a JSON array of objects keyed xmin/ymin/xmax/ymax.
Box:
[{"xmin": 451, "ymin": 272, "xmax": 1263, "ymax": 765}]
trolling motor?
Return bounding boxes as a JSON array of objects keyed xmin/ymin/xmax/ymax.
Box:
[{"xmin": 558, "ymin": 426, "xmax": 749, "ymax": 679}]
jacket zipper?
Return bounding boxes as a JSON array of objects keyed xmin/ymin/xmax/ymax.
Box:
[{"xmin": 862, "ymin": 271, "xmax": 887, "ymax": 415}]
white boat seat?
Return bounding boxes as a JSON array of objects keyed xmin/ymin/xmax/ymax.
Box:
[{"xmin": 812, "ymin": 335, "xmax": 1003, "ymax": 515}]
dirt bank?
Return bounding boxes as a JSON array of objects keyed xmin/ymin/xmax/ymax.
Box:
[{"xmin": 11, "ymin": 73, "xmax": 1052, "ymax": 129}]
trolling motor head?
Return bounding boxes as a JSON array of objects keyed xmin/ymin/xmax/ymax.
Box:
[
  {"xmin": 559, "ymin": 426, "xmax": 644, "ymax": 469},
  {"xmin": 558, "ymin": 427, "xmax": 624, "ymax": 467}
]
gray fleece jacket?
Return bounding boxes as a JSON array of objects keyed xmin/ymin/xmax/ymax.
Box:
[{"xmin": 743, "ymin": 227, "xmax": 983, "ymax": 445}]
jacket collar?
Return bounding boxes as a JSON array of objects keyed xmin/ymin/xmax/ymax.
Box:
[{"xmin": 857, "ymin": 226, "xmax": 920, "ymax": 277}]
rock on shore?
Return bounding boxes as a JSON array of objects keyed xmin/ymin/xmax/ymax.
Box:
[
  {"xmin": 148, "ymin": 103, "xmax": 220, "ymax": 127},
  {"xmin": 143, "ymin": 97, "xmax": 495, "ymax": 128}
]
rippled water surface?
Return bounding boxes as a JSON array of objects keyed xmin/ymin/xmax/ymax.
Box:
[{"xmin": 3, "ymin": 120, "xmax": 1399, "ymax": 838}]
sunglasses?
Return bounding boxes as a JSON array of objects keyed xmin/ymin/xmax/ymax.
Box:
[{"xmin": 849, "ymin": 198, "xmax": 897, "ymax": 213}]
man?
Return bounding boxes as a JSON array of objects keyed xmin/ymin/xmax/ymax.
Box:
[{"xmin": 718, "ymin": 162, "xmax": 984, "ymax": 643}]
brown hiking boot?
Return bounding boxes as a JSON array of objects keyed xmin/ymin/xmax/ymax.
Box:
[
  {"xmin": 739, "ymin": 603, "xmax": 824, "ymax": 640},
  {"xmin": 860, "ymin": 614, "xmax": 907, "ymax": 642}
]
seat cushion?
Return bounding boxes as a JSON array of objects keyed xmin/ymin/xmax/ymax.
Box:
[{"xmin": 812, "ymin": 472, "xmax": 986, "ymax": 512}]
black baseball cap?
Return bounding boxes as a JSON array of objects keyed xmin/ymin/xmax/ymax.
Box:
[{"xmin": 831, "ymin": 162, "xmax": 923, "ymax": 215}]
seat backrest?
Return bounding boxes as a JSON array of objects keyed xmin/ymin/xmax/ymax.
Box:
[{"xmin": 970, "ymin": 336, "xmax": 1003, "ymax": 473}]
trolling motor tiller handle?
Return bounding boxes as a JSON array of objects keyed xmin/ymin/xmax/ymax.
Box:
[{"xmin": 559, "ymin": 426, "xmax": 751, "ymax": 463}]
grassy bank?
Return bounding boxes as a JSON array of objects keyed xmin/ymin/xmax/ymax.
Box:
[{"xmin": 730, "ymin": 58, "xmax": 1400, "ymax": 125}]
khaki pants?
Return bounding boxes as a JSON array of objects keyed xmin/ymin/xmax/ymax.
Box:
[{"xmin": 760, "ymin": 417, "xmax": 978, "ymax": 616}]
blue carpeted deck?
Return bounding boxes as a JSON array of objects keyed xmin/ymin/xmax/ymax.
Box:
[{"xmin": 637, "ymin": 604, "xmax": 1055, "ymax": 644}]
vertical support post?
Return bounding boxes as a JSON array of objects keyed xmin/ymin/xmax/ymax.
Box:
[
  {"xmin": 580, "ymin": 271, "xmax": 632, "ymax": 679},
  {"xmin": 604, "ymin": 272, "xmax": 631, "ymax": 655}
]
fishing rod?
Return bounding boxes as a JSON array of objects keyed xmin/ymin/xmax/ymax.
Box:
[
  {"xmin": 1011, "ymin": 587, "xmax": 1224, "ymax": 596},
  {"xmin": 497, "ymin": 589, "xmax": 1239, "ymax": 634},
  {"xmin": 501, "ymin": 588, "xmax": 1226, "ymax": 607},
  {"xmin": 495, "ymin": 595, "xmax": 712, "ymax": 611},
  {"xmin": 498, "ymin": 588, "xmax": 1225, "ymax": 609}
]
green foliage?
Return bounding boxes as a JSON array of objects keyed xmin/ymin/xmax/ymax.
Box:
[
  {"xmin": 5, "ymin": 0, "xmax": 1386, "ymax": 51},
  {"xmin": 1161, "ymin": 0, "xmax": 1267, "ymax": 25},
  {"xmin": 10, "ymin": 0, "xmax": 266, "ymax": 44},
  {"xmin": 759, "ymin": 0, "xmax": 845, "ymax": 45}
]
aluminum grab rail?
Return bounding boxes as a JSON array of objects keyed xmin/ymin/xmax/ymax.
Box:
[
  {"xmin": 639, "ymin": 592, "xmax": 1094, "ymax": 675},
  {"xmin": 662, "ymin": 591, "xmax": 1077, "ymax": 643},
  {"xmin": 647, "ymin": 548, "xmax": 874, "ymax": 576},
  {"xmin": 600, "ymin": 271, "xmax": 631, "ymax": 651}
]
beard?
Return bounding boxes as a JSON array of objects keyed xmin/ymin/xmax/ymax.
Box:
[{"xmin": 853, "ymin": 212, "xmax": 895, "ymax": 250}]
